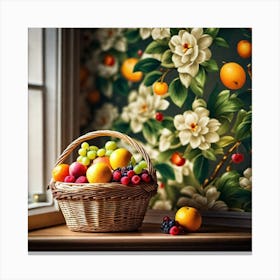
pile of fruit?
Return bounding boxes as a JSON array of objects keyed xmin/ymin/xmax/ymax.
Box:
[
  {"xmin": 160, "ymin": 206, "xmax": 202, "ymax": 235},
  {"xmin": 52, "ymin": 140, "xmax": 153, "ymax": 186}
]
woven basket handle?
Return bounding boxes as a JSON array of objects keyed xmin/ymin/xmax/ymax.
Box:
[{"xmin": 54, "ymin": 130, "xmax": 157, "ymax": 181}]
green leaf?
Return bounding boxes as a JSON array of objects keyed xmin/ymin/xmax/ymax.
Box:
[
  {"xmin": 170, "ymin": 28, "xmax": 181, "ymax": 36},
  {"xmin": 202, "ymin": 148, "xmax": 217, "ymax": 161},
  {"xmin": 207, "ymin": 84, "xmax": 220, "ymax": 116},
  {"xmin": 133, "ymin": 58, "xmax": 161, "ymax": 73},
  {"xmin": 214, "ymin": 91, "xmax": 243, "ymax": 117},
  {"xmin": 154, "ymin": 163, "xmax": 175, "ymax": 181},
  {"xmin": 113, "ymin": 77, "xmax": 129, "ymax": 95},
  {"xmin": 145, "ymin": 39, "xmax": 169, "ymax": 54},
  {"xmin": 216, "ymin": 171, "xmax": 251, "ymax": 210},
  {"xmin": 217, "ymin": 117, "xmax": 231, "ymax": 135},
  {"xmin": 214, "ymin": 37, "xmax": 229, "ymax": 48},
  {"xmin": 190, "ymin": 67, "xmax": 206, "ymax": 97},
  {"xmin": 184, "ymin": 148, "xmax": 201, "ymax": 161},
  {"xmin": 216, "ymin": 136, "xmax": 236, "ymax": 148},
  {"xmin": 143, "ymin": 122, "xmax": 158, "ymax": 145},
  {"xmin": 204, "ymin": 28, "xmax": 220, "ymax": 38},
  {"xmin": 193, "ymin": 155, "xmax": 209, "ymax": 184},
  {"xmin": 161, "ymin": 116, "xmax": 175, "ymax": 130},
  {"xmin": 161, "ymin": 49, "xmax": 174, "ymax": 68},
  {"xmin": 124, "ymin": 28, "xmax": 140, "ymax": 43},
  {"xmin": 201, "ymin": 59, "xmax": 218, "ymax": 72},
  {"xmin": 235, "ymin": 112, "xmax": 252, "ymax": 141},
  {"xmin": 214, "ymin": 90, "xmax": 230, "ymax": 110},
  {"xmin": 143, "ymin": 71, "xmax": 162, "ymax": 86},
  {"xmin": 112, "ymin": 119, "xmax": 130, "ymax": 134},
  {"xmin": 169, "ymin": 77, "xmax": 188, "ymax": 108},
  {"xmin": 232, "ymin": 109, "xmax": 247, "ymax": 133}
]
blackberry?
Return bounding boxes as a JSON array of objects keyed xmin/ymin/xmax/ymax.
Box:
[{"xmin": 160, "ymin": 217, "xmax": 177, "ymax": 234}]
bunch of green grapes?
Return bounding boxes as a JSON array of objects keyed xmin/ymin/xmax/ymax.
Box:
[{"xmin": 76, "ymin": 140, "xmax": 118, "ymax": 166}]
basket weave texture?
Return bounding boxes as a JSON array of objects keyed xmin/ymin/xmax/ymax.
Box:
[{"xmin": 49, "ymin": 130, "xmax": 158, "ymax": 232}]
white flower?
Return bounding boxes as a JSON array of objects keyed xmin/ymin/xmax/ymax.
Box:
[
  {"xmin": 91, "ymin": 103, "xmax": 118, "ymax": 130},
  {"xmin": 177, "ymin": 185, "xmax": 228, "ymax": 211},
  {"xmin": 169, "ymin": 28, "xmax": 213, "ymax": 88},
  {"xmin": 121, "ymin": 84, "xmax": 169, "ymax": 133},
  {"xmin": 159, "ymin": 128, "xmax": 175, "ymax": 152},
  {"xmin": 139, "ymin": 28, "xmax": 170, "ymax": 40},
  {"xmin": 95, "ymin": 28, "xmax": 127, "ymax": 52},
  {"xmin": 239, "ymin": 168, "xmax": 252, "ymax": 191},
  {"xmin": 97, "ymin": 59, "xmax": 118, "ymax": 79},
  {"xmin": 174, "ymin": 107, "xmax": 220, "ymax": 150}
]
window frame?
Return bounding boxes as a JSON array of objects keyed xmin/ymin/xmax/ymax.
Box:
[{"xmin": 28, "ymin": 28, "xmax": 80, "ymax": 230}]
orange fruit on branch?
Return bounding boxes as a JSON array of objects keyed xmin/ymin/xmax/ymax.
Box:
[
  {"xmin": 220, "ymin": 62, "xmax": 246, "ymax": 90},
  {"xmin": 121, "ymin": 58, "xmax": 143, "ymax": 82},
  {"xmin": 153, "ymin": 81, "xmax": 168, "ymax": 96},
  {"xmin": 237, "ymin": 40, "xmax": 252, "ymax": 59}
]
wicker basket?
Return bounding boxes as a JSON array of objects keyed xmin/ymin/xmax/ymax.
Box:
[{"xmin": 49, "ymin": 130, "xmax": 158, "ymax": 232}]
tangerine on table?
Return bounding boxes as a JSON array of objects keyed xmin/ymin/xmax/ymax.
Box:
[
  {"xmin": 220, "ymin": 62, "xmax": 246, "ymax": 90},
  {"xmin": 52, "ymin": 163, "xmax": 70, "ymax": 182},
  {"xmin": 175, "ymin": 206, "xmax": 202, "ymax": 232},
  {"xmin": 121, "ymin": 58, "xmax": 143, "ymax": 82},
  {"xmin": 237, "ymin": 40, "xmax": 252, "ymax": 59}
]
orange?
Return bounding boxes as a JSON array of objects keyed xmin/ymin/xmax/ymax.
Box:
[
  {"xmin": 153, "ymin": 81, "xmax": 168, "ymax": 96},
  {"xmin": 220, "ymin": 62, "xmax": 246, "ymax": 90},
  {"xmin": 175, "ymin": 206, "xmax": 202, "ymax": 232},
  {"xmin": 52, "ymin": 163, "xmax": 70, "ymax": 182},
  {"xmin": 86, "ymin": 162, "xmax": 112, "ymax": 183},
  {"xmin": 109, "ymin": 148, "xmax": 132, "ymax": 170},
  {"xmin": 121, "ymin": 58, "xmax": 143, "ymax": 82},
  {"xmin": 237, "ymin": 40, "xmax": 252, "ymax": 59},
  {"xmin": 92, "ymin": 156, "xmax": 112, "ymax": 169}
]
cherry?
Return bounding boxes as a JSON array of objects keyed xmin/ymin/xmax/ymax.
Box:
[
  {"xmin": 137, "ymin": 49, "xmax": 143, "ymax": 57},
  {"xmin": 155, "ymin": 112, "xmax": 164, "ymax": 122},
  {"xmin": 171, "ymin": 152, "xmax": 186, "ymax": 166},
  {"xmin": 231, "ymin": 153, "xmax": 244, "ymax": 164},
  {"xmin": 103, "ymin": 54, "xmax": 115, "ymax": 66}
]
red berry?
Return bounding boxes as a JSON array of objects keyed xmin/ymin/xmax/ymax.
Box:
[
  {"xmin": 141, "ymin": 173, "xmax": 151, "ymax": 183},
  {"xmin": 155, "ymin": 112, "xmax": 164, "ymax": 122},
  {"xmin": 231, "ymin": 153, "xmax": 244, "ymax": 164},
  {"xmin": 64, "ymin": 175, "xmax": 76, "ymax": 183},
  {"xmin": 103, "ymin": 54, "xmax": 115, "ymax": 66},
  {"xmin": 170, "ymin": 152, "xmax": 186, "ymax": 166},
  {"xmin": 131, "ymin": 175, "xmax": 141, "ymax": 185},
  {"xmin": 163, "ymin": 216, "xmax": 170, "ymax": 222},
  {"xmin": 113, "ymin": 170, "xmax": 122, "ymax": 181},
  {"xmin": 127, "ymin": 170, "xmax": 135, "ymax": 178},
  {"xmin": 137, "ymin": 49, "xmax": 143, "ymax": 57},
  {"xmin": 169, "ymin": 226, "xmax": 180, "ymax": 235},
  {"xmin": 120, "ymin": 176, "xmax": 130, "ymax": 185},
  {"xmin": 75, "ymin": 176, "xmax": 88, "ymax": 183}
]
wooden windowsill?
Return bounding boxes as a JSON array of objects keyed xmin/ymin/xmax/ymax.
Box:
[{"xmin": 28, "ymin": 222, "xmax": 251, "ymax": 252}]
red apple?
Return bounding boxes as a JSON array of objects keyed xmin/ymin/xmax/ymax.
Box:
[
  {"xmin": 170, "ymin": 152, "xmax": 186, "ymax": 166},
  {"xmin": 69, "ymin": 162, "xmax": 87, "ymax": 178}
]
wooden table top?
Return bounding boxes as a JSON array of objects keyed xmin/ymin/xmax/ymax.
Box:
[{"xmin": 28, "ymin": 223, "xmax": 251, "ymax": 252}]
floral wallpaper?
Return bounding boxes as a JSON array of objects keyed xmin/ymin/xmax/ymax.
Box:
[{"xmin": 79, "ymin": 28, "xmax": 252, "ymax": 212}]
